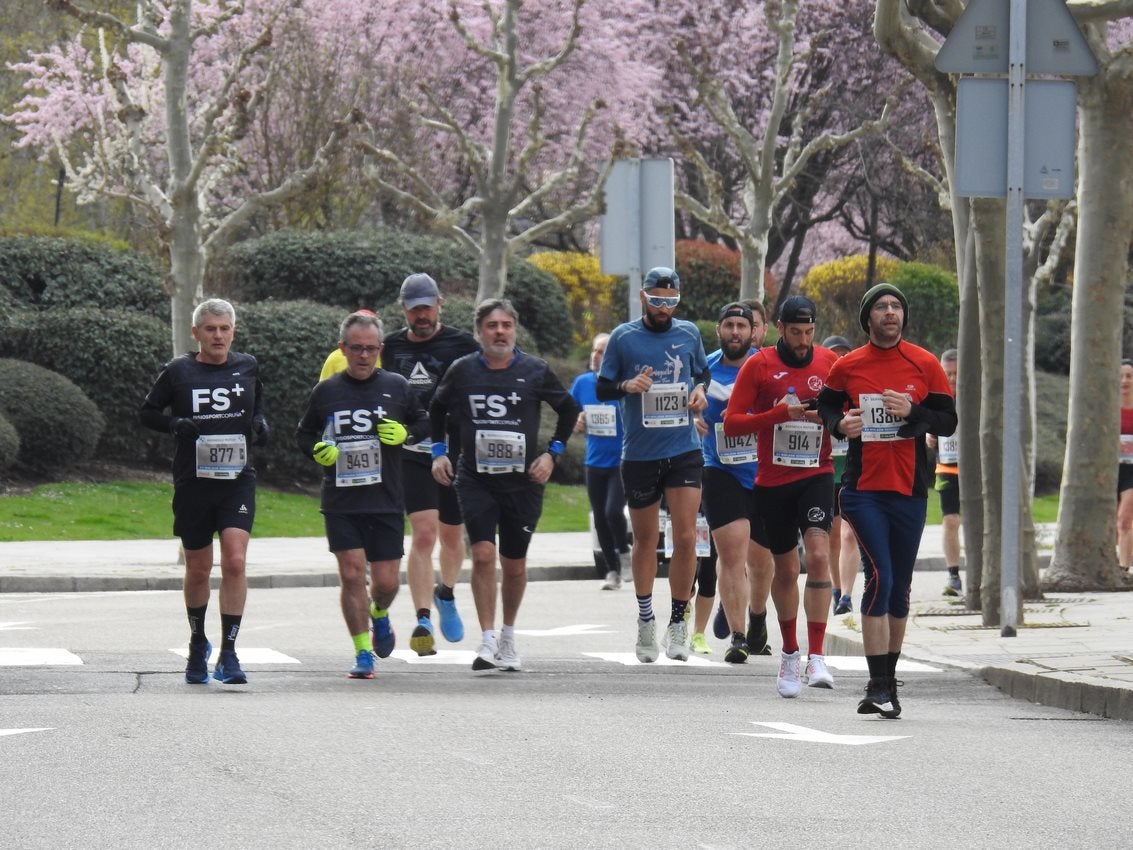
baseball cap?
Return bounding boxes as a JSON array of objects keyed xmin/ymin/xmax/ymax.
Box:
[
  {"xmin": 400, "ymin": 273, "xmax": 440, "ymax": 309},
  {"xmin": 718, "ymin": 302, "xmax": 754, "ymax": 324},
  {"xmin": 821, "ymin": 335, "xmax": 852, "ymax": 352},
  {"xmin": 778, "ymin": 294, "xmax": 817, "ymax": 324},
  {"xmin": 642, "ymin": 266, "xmax": 680, "ymax": 291}
]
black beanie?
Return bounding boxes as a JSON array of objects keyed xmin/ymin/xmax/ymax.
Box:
[{"xmin": 859, "ymin": 283, "xmax": 908, "ymax": 332}]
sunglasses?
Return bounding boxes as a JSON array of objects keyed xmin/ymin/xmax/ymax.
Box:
[{"xmin": 644, "ymin": 294, "xmax": 680, "ymax": 309}]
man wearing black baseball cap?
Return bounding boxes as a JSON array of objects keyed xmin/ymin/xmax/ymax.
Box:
[
  {"xmin": 817, "ymin": 282, "xmax": 956, "ymax": 718},
  {"xmin": 724, "ymin": 294, "xmax": 840, "ymax": 697}
]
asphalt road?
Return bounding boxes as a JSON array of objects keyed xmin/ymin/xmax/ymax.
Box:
[{"xmin": 2, "ymin": 583, "xmax": 1130, "ymax": 849}]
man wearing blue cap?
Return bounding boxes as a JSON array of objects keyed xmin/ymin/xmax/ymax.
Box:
[{"xmin": 597, "ymin": 266, "xmax": 710, "ymax": 663}]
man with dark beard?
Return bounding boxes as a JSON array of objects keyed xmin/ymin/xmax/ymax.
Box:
[{"xmin": 596, "ymin": 267, "xmax": 710, "ymax": 663}]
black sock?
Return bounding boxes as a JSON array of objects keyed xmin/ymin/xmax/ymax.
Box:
[
  {"xmin": 886, "ymin": 650, "xmax": 901, "ymax": 678},
  {"xmin": 670, "ymin": 598, "xmax": 688, "ymax": 624},
  {"xmin": 220, "ymin": 613, "xmax": 242, "ymax": 652},
  {"xmin": 947, "ymin": 566, "xmax": 960, "ymax": 577},
  {"xmin": 748, "ymin": 609, "xmax": 767, "ymax": 632},
  {"xmin": 435, "ymin": 583, "xmax": 454, "ymax": 601},
  {"xmin": 866, "ymin": 653, "xmax": 888, "ymax": 680},
  {"xmin": 416, "ymin": 607, "xmax": 430, "ymax": 620},
  {"xmin": 187, "ymin": 605, "xmax": 207, "ymax": 645}
]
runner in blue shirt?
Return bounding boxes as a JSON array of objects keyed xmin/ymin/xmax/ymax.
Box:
[
  {"xmin": 570, "ymin": 333, "xmax": 630, "ymax": 590},
  {"xmin": 596, "ymin": 267, "xmax": 710, "ymax": 663}
]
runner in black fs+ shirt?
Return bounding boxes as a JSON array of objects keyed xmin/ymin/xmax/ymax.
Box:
[
  {"xmin": 429, "ymin": 299, "xmax": 579, "ymax": 673},
  {"xmin": 139, "ymin": 298, "xmax": 268, "ymax": 687},
  {"xmin": 296, "ymin": 311, "xmax": 429, "ymax": 679}
]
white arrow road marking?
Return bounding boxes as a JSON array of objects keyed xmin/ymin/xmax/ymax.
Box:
[
  {"xmin": 734, "ymin": 722, "xmax": 908, "ymax": 745},
  {"xmin": 821, "ymin": 657, "xmax": 942, "ymax": 673},
  {"xmin": 169, "ymin": 648, "xmax": 299, "ymax": 664},
  {"xmin": 583, "ymin": 652, "xmax": 726, "ymax": 667},
  {"xmin": 0, "ymin": 728, "xmax": 53, "ymax": 738},
  {"xmin": 389, "ymin": 649, "xmax": 477, "ymax": 665},
  {"xmin": 0, "ymin": 622, "xmax": 36, "ymax": 631},
  {"xmin": 0, "ymin": 648, "xmax": 82, "ymax": 666},
  {"xmin": 515, "ymin": 624, "xmax": 615, "ymax": 636}
]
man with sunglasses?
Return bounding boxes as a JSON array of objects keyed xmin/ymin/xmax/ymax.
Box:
[
  {"xmin": 296, "ymin": 311, "xmax": 430, "ymax": 679},
  {"xmin": 597, "ymin": 267, "xmax": 710, "ymax": 662}
]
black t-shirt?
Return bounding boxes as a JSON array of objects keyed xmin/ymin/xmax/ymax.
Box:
[
  {"xmin": 295, "ymin": 369, "xmax": 429, "ymax": 515},
  {"xmin": 430, "ymin": 351, "xmax": 579, "ymax": 491},
  {"xmin": 139, "ymin": 352, "xmax": 264, "ymax": 486}
]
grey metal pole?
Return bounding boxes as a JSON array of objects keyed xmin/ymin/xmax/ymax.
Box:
[{"xmin": 1000, "ymin": 0, "xmax": 1027, "ymax": 637}]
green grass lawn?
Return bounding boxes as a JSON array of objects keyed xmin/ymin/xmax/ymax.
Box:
[{"xmin": 0, "ymin": 479, "xmax": 1059, "ymax": 542}]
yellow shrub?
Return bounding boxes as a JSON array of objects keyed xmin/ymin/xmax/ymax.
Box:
[
  {"xmin": 800, "ymin": 254, "xmax": 902, "ymax": 342},
  {"xmin": 527, "ymin": 251, "xmax": 621, "ymax": 345}
]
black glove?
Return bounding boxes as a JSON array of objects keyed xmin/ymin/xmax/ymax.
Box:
[
  {"xmin": 252, "ymin": 414, "xmax": 270, "ymax": 447},
  {"xmin": 896, "ymin": 420, "xmax": 931, "ymax": 440},
  {"xmin": 170, "ymin": 417, "xmax": 200, "ymax": 440}
]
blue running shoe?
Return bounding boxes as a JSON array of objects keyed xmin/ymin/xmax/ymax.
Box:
[
  {"xmin": 185, "ymin": 640, "xmax": 211, "ymax": 684},
  {"xmin": 214, "ymin": 649, "xmax": 247, "ymax": 685},
  {"xmin": 434, "ymin": 589, "xmax": 464, "ymax": 643},
  {"xmin": 712, "ymin": 604, "xmax": 729, "ymax": 640},
  {"xmin": 349, "ymin": 649, "xmax": 375, "ymax": 679},
  {"xmin": 372, "ymin": 614, "xmax": 396, "ymax": 658},
  {"xmin": 409, "ymin": 616, "xmax": 437, "ymax": 656}
]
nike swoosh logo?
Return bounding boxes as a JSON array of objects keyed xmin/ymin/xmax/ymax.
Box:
[
  {"xmin": 671, "ymin": 344, "xmax": 682, "ymax": 349},
  {"xmin": 522, "ymin": 526, "xmax": 534, "ymax": 534}
]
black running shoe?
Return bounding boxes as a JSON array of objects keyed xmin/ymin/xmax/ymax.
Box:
[
  {"xmin": 888, "ymin": 677, "xmax": 903, "ymax": 718},
  {"xmin": 857, "ymin": 678, "xmax": 899, "ymax": 718},
  {"xmin": 747, "ymin": 612, "xmax": 771, "ymax": 656},
  {"xmin": 712, "ymin": 605, "xmax": 729, "ymax": 640},
  {"xmin": 723, "ymin": 633, "xmax": 749, "ymax": 664}
]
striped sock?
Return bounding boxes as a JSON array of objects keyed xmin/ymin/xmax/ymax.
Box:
[{"xmin": 636, "ymin": 594, "xmax": 654, "ymax": 622}]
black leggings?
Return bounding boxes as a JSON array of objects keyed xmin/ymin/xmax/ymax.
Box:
[{"xmin": 586, "ymin": 465, "xmax": 630, "ymax": 575}]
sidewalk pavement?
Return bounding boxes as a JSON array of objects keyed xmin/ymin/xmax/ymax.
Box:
[{"xmin": 2, "ymin": 523, "xmax": 1131, "ymax": 721}]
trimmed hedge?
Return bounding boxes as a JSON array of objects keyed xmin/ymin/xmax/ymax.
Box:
[
  {"xmin": 0, "ymin": 308, "xmax": 171, "ymax": 460},
  {"xmin": 0, "ymin": 359, "xmax": 104, "ymax": 473},
  {"xmin": 887, "ymin": 262, "xmax": 958, "ymax": 355},
  {"xmin": 0, "ymin": 236, "xmax": 167, "ymax": 319},
  {"xmin": 675, "ymin": 240, "xmax": 745, "ymax": 323},
  {"xmin": 210, "ymin": 229, "xmax": 573, "ymax": 355},
  {"xmin": 0, "ymin": 413, "xmax": 18, "ymax": 473}
]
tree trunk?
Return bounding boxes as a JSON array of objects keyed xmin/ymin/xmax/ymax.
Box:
[
  {"xmin": 477, "ymin": 211, "xmax": 509, "ymax": 304},
  {"xmin": 738, "ymin": 235, "xmax": 767, "ymax": 302},
  {"xmin": 1046, "ymin": 70, "xmax": 1133, "ymax": 591}
]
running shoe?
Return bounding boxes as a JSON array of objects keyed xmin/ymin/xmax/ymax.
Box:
[
  {"xmin": 689, "ymin": 631, "xmax": 712, "ymax": 655},
  {"xmin": 833, "ymin": 595, "xmax": 853, "ymax": 615},
  {"xmin": 635, "ymin": 618, "xmax": 659, "ymax": 663},
  {"xmin": 349, "ymin": 649, "xmax": 375, "ymax": 679},
  {"xmin": 776, "ymin": 650, "xmax": 802, "ymax": 698},
  {"xmin": 943, "ymin": 575, "xmax": 962, "ymax": 597},
  {"xmin": 472, "ymin": 639, "xmax": 498, "ymax": 671},
  {"xmin": 805, "ymin": 654, "xmax": 834, "ymax": 688},
  {"xmin": 889, "ymin": 677, "xmax": 903, "ymax": 717},
  {"xmin": 712, "ymin": 604, "xmax": 729, "ymax": 640},
  {"xmin": 857, "ymin": 678, "xmax": 899, "ymax": 718},
  {"xmin": 409, "ymin": 616, "xmax": 437, "ymax": 657},
  {"xmin": 185, "ymin": 640, "xmax": 211, "ymax": 685},
  {"xmin": 747, "ymin": 612, "xmax": 772, "ymax": 656},
  {"xmin": 664, "ymin": 620, "xmax": 689, "ymax": 661},
  {"xmin": 434, "ymin": 588, "xmax": 465, "ymax": 643},
  {"xmin": 601, "ymin": 570, "xmax": 622, "ymax": 590},
  {"xmin": 213, "ymin": 649, "xmax": 247, "ymax": 685},
  {"xmin": 495, "ymin": 635, "xmax": 522, "ymax": 671},
  {"xmin": 372, "ymin": 612, "xmax": 395, "ymax": 658},
  {"xmin": 723, "ymin": 633, "xmax": 749, "ymax": 664}
]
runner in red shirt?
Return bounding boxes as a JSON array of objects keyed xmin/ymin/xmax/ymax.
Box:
[{"xmin": 724, "ymin": 295, "xmax": 839, "ymax": 698}]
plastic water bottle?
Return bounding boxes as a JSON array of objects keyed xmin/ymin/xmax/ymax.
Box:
[
  {"xmin": 782, "ymin": 386, "xmax": 800, "ymax": 406},
  {"xmin": 322, "ymin": 414, "xmax": 336, "ymax": 444}
]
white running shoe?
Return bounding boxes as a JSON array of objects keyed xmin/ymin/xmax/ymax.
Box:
[
  {"xmin": 664, "ymin": 620, "xmax": 689, "ymax": 661},
  {"xmin": 495, "ymin": 635, "xmax": 522, "ymax": 671},
  {"xmin": 601, "ymin": 570, "xmax": 622, "ymax": 590},
  {"xmin": 472, "ymin": 639, "xmax": 498, "ymax": 671},
  {"xmin": 777, "ymin": 650, "xmax": 802, "ymax": 698},
  {"xmin": 635, "ymin": 618, "xmax": 659, "ymax": 663},
  {"xmin": 805, "ymin": 654, "xmax": 834, "ymax": 688}
]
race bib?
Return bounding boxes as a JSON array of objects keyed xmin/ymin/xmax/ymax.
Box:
[
  {"xmin": 195, "ymin": 434, "xmax": 246, "ymax": 479},
  {"xmin": 642, "ymin": 382, "xmax": 688, "ymax": 428},
  {"xmin": 475, "ymin": 429, "xmax": 526, "ymax": 474},
  {"xmin": 663, "ymin": 514, "xmax": 711, "ymax": 558},
  {"xmin": 831, "ymin": 434, "xmax": 848, "ymax": 457},
  {"xmin": 859, "ymin": 393, "xmax": 907, "ymax": 442},
  {"xmin": 937, "ymin": 432, "xmax": 959, "ymax": 465},
  {"xmin": 1121, "ymin": 435, "xmax": 1133, "ymax": 465},
  {"xmin": 715, "ymin": 422, "xmax": 757, "ymax": 465},
  {"xmin": 584, "ymin": 404, "xmax": 617, "ymax": 437},
  {"xmin": 404, "ymin": 437, "xmax": 434, "ymax": 454},
  {"xmin": 335, "ymin": 439, "xmax": 382, "ymax": 487},
  {"xmin": 772, "ymin": 421, "xmax": 822, "ymax": 467}
]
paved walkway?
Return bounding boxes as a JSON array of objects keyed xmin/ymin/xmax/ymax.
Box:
[{"xmin": 2, "ymin": 524, "xmax": 1131, "ymax": 720}]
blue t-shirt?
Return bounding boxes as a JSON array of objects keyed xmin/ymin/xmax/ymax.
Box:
[
  {"xmin": 569, "ymin": 370, "xmax": 623, "ymax": 469},
  {"xmin": 701, "ymin": 349, "xmax": 758, "ymax": 488},
  {"xmin": 599, "ymin": 317, "xmax": 708, "ymax": 462}
]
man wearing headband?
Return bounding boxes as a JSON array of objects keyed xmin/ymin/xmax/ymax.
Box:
[
  {"xmin": 596, "ymin": 266, "xmax": 710, "ymax": 663},
  {"xmin": 817, "ymin": 282, "xmax": 956, "ymax": 718}
]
